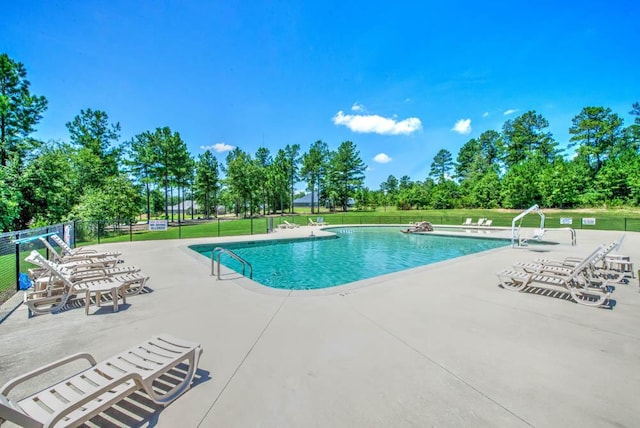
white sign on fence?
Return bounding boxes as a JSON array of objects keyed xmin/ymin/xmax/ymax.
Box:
[
  {"xmin": 560, "ymin": 218, "xmax": 573, "ymax": 225},
  {"xmin": 149, "ymin": 219, "xmax": 168, "ymax": 231},
  {"xmin": 582, "ymin": 218, "xmax": 596, "ymax": 225}
]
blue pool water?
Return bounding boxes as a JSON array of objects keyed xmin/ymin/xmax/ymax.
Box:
[{"xmin": 190, "ymin": 226, "xmax": 508, "ymax": 290}]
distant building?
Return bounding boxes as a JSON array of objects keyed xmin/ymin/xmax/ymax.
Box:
[
  {"xmin": 293, "ymin": 193, "xmax": 314, "ymax": 207},
  {"xmin": 292, "ymin": 194, "xmax": 354, "ymax": 209},
  {"xmin": 166, "ymin": 200, "xmax": 226, "ymax": 216}
]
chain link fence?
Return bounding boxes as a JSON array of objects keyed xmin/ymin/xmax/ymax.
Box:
[{"xmin": 0, "ymin": 222, "xmax": 74, "ymax": 301}]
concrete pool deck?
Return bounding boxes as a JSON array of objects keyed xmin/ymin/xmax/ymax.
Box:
[{"xmin": 1, "ymin": 226, "xmax": 639, "ymax": 427}]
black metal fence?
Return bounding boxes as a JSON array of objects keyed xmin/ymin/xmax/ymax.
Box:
[{"xmin": 0, "ymin": 222, "xmax": 74, "ymax": 297}]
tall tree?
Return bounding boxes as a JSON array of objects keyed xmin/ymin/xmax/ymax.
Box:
[
  {"xmin": 626, "ymin": 102, "xmax": 640, "ymax": 152},
  {"xmin": 456, "ymin": 130, "xmax": 501, "ymax": 207},
  {"xmin": 300, "ymin": 140, "xmax": 329, "ymax": 214},
  {"xmin": 170, "ymin": 143, "xmax": 192, "ymax": 222},
  {"xmin": 0, "ymin": 155, "xmax": 19, "ymax": 231},
  {"xmin": 0, "ymin": 54, "xmax": 48, "ymax": 229},
  {"xmin": 194, "ymin": 150, "xmax": 220, "ymax": 218},
  {"xmin": 224, "ymin": 148, "xmax": 258, "ymax": 217},
  {"xmin": 254, "ymin": 147, "xmax": 272, "ymax": 215},
  {"xmin": 270, "ymin": 149, "xmax": 291, "ymax": 213},
  {"xmin": 283, "ymin": 144, "xmax": 300, "ymax": 213},
  {"xmin": 379, "ymin": 174, "xmax": 399, "ymax": 209},
  {"xmin": 23, "ymin": 144, "xmax": 79, "ymax": 225},
  {"xmin": 398, "ymin": 175, "xmax": 413, "ymax": 190},
  {"xmin": 147, "ymin": 127, "xmax": 184, "ymax": 220},
  {"xmin": 631, "ymin": 102, "xmax": 640, "ymax": 123},
  {"xmin": 501, "ymin": 110, "xmax": 557, "ymax": 167},
  {"xmin": 0, "ymin": 53, "xmax": 47, "ymax": 167},
  {"xmin": 327, "ymin": 141, "xmax": 366, "ymax": 212},
  {"xmin": 126, "ymin": 131, "xmax": 156, "ymax": 222},
  {"xmin": 66, "ymin": 108, "xmax": 121, "ymax": 189},
  {"xmin": 455, "ymin": 138, "xmax": 480, "ymax": 181},
  {"xmin": 568, "ymin": 106, "xmax": 623, "ymax": 172},
  {"xmin": 429, "ymin": 149, "xmax": 453, "ymax": 183}
]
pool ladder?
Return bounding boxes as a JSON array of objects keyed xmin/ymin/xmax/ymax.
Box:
[{"xmin": 211, "ymin": 247, "xmax": 253, "ymax": 280}]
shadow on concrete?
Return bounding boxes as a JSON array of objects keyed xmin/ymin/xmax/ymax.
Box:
[{"xmin": 85, "ymin": 366, "xmax": 211, "ymax": 427}]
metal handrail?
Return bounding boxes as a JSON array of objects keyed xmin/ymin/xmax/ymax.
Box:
[{"xmin": 211, "ymin": 247, "xmax": 253, "ymax": 280}]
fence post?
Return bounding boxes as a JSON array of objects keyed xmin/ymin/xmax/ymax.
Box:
[
  {"xmin": 130, "ymin": 223, "xmax": 133, "ymax": 242},
  {"xmin": 45, "ymin": 227, "xmax": 49, "ymax": 260},
  {"xmin": 15, "ymin": 234, "xmax": 20, "ymax": 292},
  {"xmin": 624, "ymin": 218, "xmax": 627, "ymax": 231},
  {"xmin": 217, "ymin": 218, "xmax": 220, "ymax": 237}
]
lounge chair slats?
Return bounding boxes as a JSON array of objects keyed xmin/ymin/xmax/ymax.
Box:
[
  {"xmin": 0, "ymin": 335, "xmax": 202, "ymax": 427},
  {"xmin": 52, "ymin": 382, "xmax": 87, "ymax": 403},
  {"xmin": 39, "ymin": 236, "xmax": 122, "ymax": 266},
  {"xmin": 51, "ymin": 234, "xmax": 122, "ymax": 259},
  {"xmin": 16, "ymin": 399, "xmax": 54, "ymax": 421}
]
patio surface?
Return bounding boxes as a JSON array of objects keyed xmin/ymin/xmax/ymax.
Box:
[{"xmin": 1, "ymin": 225, "xmax": 639, "ymax": 427}]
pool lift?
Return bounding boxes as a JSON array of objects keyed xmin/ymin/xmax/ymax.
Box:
[{"xmin": 511, "ymin": 204, "xmax": 545, "ymax": 248}]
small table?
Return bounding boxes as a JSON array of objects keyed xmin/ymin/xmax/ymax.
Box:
[{"xmin": 84, "ymin": 283, "xmax": 126, "ymax": 315}]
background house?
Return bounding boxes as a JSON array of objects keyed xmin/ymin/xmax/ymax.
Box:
[
  {"xmin": 165, "ymin": 201, "xmax": 226, "ymax": 217},
  {"xmin": 293, "ymin": 194, "xmax": 313, "ymax": 208}
]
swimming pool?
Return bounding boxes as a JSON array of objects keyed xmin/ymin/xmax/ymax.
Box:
[{"xmin": 190, "ymin": 226, "xmax": 509, "ymax": 290}]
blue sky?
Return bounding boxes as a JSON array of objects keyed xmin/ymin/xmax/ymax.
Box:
[{"xmin": 2, "ymin": 1, "xmax": 639, "ymax": 189}]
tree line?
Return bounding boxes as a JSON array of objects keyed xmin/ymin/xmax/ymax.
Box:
[
  {"xmin": 1, "ymin": 53, "xmax": 639, "ymax": 232},
  {"xmin": 378, "ymin": 106, "xmax": 640, "ymax": 211}
]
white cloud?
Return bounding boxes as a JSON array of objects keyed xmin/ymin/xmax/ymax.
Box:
[
  {"xmin": 451, "ymin": 118, "xmax": 472, "ymax": 135},
  {"xmin": 503, "ymin": 109, "xmax": 519, "ymax": 115},
  {"xmin": 351, "ymin": 102, "xmax": 365, "ymax": 112},
  {"xmin": 332, "ymin": 111, "xmax": 422, "ymax": 135},
  {"xmin": 373, "ymin": 153, "xmax": 392, "ymax": 164},
  {"xmin": 200, "ymin": 142, "xmax": 234, "ymax": 152},
  {"xmin": 482, "ymin": 112, "xmax": 489, "ymax": 118}
]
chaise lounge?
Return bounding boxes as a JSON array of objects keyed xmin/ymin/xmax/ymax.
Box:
[
  {"xmin": 38, "ymin": 237, "xmax": 121, "ymax": 268},
  {"xmin": 50, "ymin": 233, "xmax": 122, "ymax": 259},
  {"xmin": 0, "ymin": 334, "xmax": 202, "ymax": 427},
  {"xmin": 23, "ymin": 251, "xmax": 149, "ymax": 316},
  {"xmin": 515, "ymin": 241, "xmax": 630, "ymax": 284},
  {"xmin": 497, "ymin": 245, "xmax": 614, "ymax": 307}
]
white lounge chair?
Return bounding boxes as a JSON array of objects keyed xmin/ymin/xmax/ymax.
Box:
[
  {"xmin": 50, "ymin": 233, "xmax": 122, "ymax": 259},
  {"xmin": 497, "ymin": 245, "xmax": 613, "ymax": 307},
  {"xmin": 38, "ymin": 237, "xmax": 121, "ymax": 267},
  {"xmin": 283, "ymin": 220, "xmax": 299, "ymax": 228},
  {"xmin": 0, "ymin": 334, "xmax": 202, "ymax": 427},
  {"xmin": 23, "ymin": 251, "xmax": 149, "ymax": 317},
  {"xmin": 522, "ymin": 241, "xmax": 630, "ymax": 283},
  {"xmin": 27, "ymin": 255, "xmax": 142, "ymax": 293},
  {"xmin": 462, "ymin": 218, "xmax": 472, "ymax": 226},
  {"xmin": 483, "ymin": 219, "xmax": 493, "ymax": 227},
  {"xmin": 473, "ymin": 218, "xmax": 486, "ymax": 226}
]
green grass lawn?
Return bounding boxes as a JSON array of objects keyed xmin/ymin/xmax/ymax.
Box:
[{"xmin": 2, "ymin": 207, "xmax": 639, "ymax": 296}]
